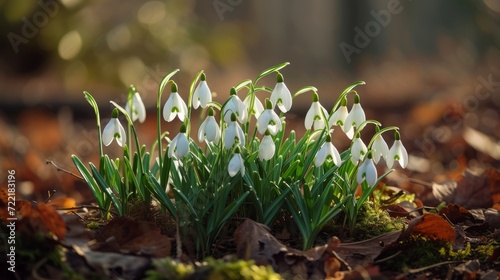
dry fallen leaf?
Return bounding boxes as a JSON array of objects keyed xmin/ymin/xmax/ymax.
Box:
[
  {"xmin": 0, "ymin": 187, "xmax": 67, "ymax": 240},
  {"xmin": 439, "ymin": 203, "xmax": 476, "ymax": 224},
  {"xmin": 431, "ymin": 169, "xmax": 499, "ymax": 209},
  {"xmin": 90, "ymin": 217, "xmax": 171, "ymax": 258},
  {"xmin": 406, "ymin": 213, "xmax": 456, "ymax": 242},
  {"xmin": 234, "ymin": 219, "xmax": 343, "ymax": 279}
]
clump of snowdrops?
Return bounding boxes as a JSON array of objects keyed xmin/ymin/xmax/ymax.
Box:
[{"xmin": 72, "ymin": 62, "xmax": 408, "ymax": 256}]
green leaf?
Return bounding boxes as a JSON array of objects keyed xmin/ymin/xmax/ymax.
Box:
[
  {"xmin": 255, "ymin": 62, "xmax": 290, "ymax": 84},
  {"xmin": 158, "ymin": 69, "xmax": 180, "ymax": 97},
  {"xmin": 89, "ymin": 163, "xmax": 123, "ymax": 216},
  {"xmin": 71, "ymin": 155, "xmax": 105, "ymax": 208}
]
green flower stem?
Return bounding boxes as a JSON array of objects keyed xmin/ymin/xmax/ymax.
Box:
[
  {"xmin": 156, "ymin": 69, "xmax": 179, "ymax": 187},
  {"xmin": 367, "ymin": 125, "xmax": 400, "ymax": 148},
  {"xmin": 83, "ymin": 91, "xmax": 103, "ymax": 158},
  {"xmin": 330, "ymin": 81, "xmax": 366, "ymax": 113}
]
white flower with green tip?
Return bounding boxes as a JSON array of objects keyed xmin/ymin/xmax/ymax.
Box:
[
  {"xmin": 168, "ymin": 125, "xmax": 189, "ymax": 159},
  {"xmin": 163, "ymin": 82, "xmax": 188, "ymax": 122},
  {"xmin": 328, "ymin": 97, "xmax": 351, "ymax": 138},
  {"xmin": 344, "ymin": 94, "xmax": 365, "ymax": 139},
  {"xmin": 244, "ymin": 94, "xmax": 264, "ymax": 120},
  {"xmin": 192, "ymin": 73, "xmax": 212, "ymax": 109},
  {"xmin": 350, "ymin": 132, "xmax": 367, "ymax": 165},
  {"xmin": 315, "ymin": 134, "xmax": 341, "ymax": 167},
  {"xmin": 223, "ymin": 87, "xmax": 247, "ymax": 124},
  {"xmin": 257, "ymin": 98, "xmax": 282, "ymax": 135},
  {"xmin": 125, "ymin": 90, "xmax": 146, "ymax": 123},
  {"xmin": 387, "ymin": 131, "xmax": 408, "ymax": 168},
  {"xmin": 305, "ymin": 92, "xmax": 328, "ymax": 130},
  {"xmin": 102, "ymin": 109, "xmax": 126, "ymax": 146},
  {"xmin": 228, "ymin": 147, "xmax": 245, "ymax": 177},
  {"xmin": 198, "ymin": 107, "xmax": 221, "ymax": 143},
  {"xmin": 224, "ymin": 113, "xmax": 245, "ymax": 149},
  {"xmin": 270, "ymin": 73, "xmax": 292, "ymax": 113},
  {"xmin": 357, "ymin": 152, "xmax": 378, "ymax": 186},
  {"xmin": 371, "ymin": 130, "xmax": 389, "ymax": 164},
  {"xmin": 259, "ymin": 130, "xmax": 275, "ymax": 161}
]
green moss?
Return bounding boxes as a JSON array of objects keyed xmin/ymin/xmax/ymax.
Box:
[
  {"xmin": 86, "ymin": 221, "xmax": 100, "ymax": 230},
  {"xmin": 146, "ymin": 257, "xmax": 282, "ymax": 280},
  {"xmin": 378, "ymin": 236, "xmax": 476, "ymax": 272}
]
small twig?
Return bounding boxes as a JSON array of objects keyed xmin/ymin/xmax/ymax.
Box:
[
  {"xmin": 405, "ymin": 260, "xmax": 461, "ymax": 275},
  {"xmin": 408, "ymin": 178, "xmax": 433, "ymax": 188},
  {"xmin": 56, "ymin": 205, "xmax": 119, "ymax": 217},
  {"xmin": 46, "ymin": 160, "xmax": 84, "ymax": 180},
  {"xmin": 44, "ymin": 190, "xmax": 57, "ymax": 204},
  {"xmin": 32, "ymin": 257, "xmax": 50, "ymax": 280}
]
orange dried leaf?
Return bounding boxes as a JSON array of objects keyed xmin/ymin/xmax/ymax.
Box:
[{"xmin": 410, "ymin": 213, "xmax": 456, "ymax": 242}]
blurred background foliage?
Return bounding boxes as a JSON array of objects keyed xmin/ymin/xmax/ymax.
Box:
[{"xmin": 0, "ymin": 0, "xmax": 498, "ymax": 108}]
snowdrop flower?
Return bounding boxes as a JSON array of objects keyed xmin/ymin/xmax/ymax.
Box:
[
  {"xmin": 224, "ymin": 113, "xmax": 245, "ymax": 149},
  {"xmin": 228, "ymin": 147, "xmax": 245, "ymax": 177},
  {"xmin": 387, "ymin": 131, "xmax": 408, "ymax": 168},
  {"xmin": 163, "ymin": 82, "xmax": 188, "ymax": 122},
  {"xmin": 102, "ymin": 109, "xmax": 126, "ymax": 146},
  {"xmin": 315, "ymin": 134, "xmax": 341, "ymax": 167},
  {"xmin": 258, "ymin": 130, "xmax": 275, "ymax": 161},
  {"xmin": 125, "ymin": 89, "xmax": 146, "ymax": 123},
  {"xmin": 192, "ymin": 73, "xmax": 212, "ymax": 109},
  {"xmin": 371, "ymin": 130, "xmax": 389, "ymax": 164},
  {"xmin": 328, "ymin": 97, "xmax": 352, "ymax": 138},
  {"xmin": 198, "ymin": 107, "xmax": 221, "ymax": 143},
  {"xmin": 305, "ymin": 92, "xmax": 328, "ymax": 130},
  {"xmin": 168, "ymin": 124, "xmax": 189, "ymax": 159},
  {"xmin": 257, "ymin": 99, "xmax": 282, "ymax": 135},
  {"xmin": 244, "ymin": 94, "xmax": 264, "ymax": 120},
  {"xmin": 223, "ymin": 88, "xmax": 247, "ymax": 124},
  {"xmin": 350, "ymin": 132, "xmax": 367, "ymax": 165},
  {"xmin": 344, "ymin": 94, "xmax": 366, "ymax": 139},
  {"xmin": 270, "ymin": 73, "xmax": 292, "ymax": 113},
  {"xmin": 357, "ymin": 152, "xmax": 378, "ymax": 186}
]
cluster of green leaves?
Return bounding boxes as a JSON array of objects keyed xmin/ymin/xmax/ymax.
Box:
[{"xmin": 72, "ymin": 62, "xmax": 400, "ymax": 257}]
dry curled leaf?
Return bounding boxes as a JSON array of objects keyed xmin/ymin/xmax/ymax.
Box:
[
  {"xmin": 431, "ymin": 169, "xmax": 500, "ymax": 209},
  {"xmin": 406, "ymin": 213, "xmax": 456, "ymax": 242},
  {"xmin": 234, "ymin": 219, "xmax": 342, "ymax": 279},
  {"xmin": 0, "ymin": 187, "xmax": 66, "ymax": 240}
]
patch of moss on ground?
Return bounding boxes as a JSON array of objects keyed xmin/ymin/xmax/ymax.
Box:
[
  {"xmin": 146, "ymin": 257, "xmax": 282, "ymax": 280},
  {"xmin": 325, "ymin": 200, "xmax": 405, "ymax": 242},
  {"xmin": 377, "ymin": 236, "xmax": 478, "ymax": 272}
]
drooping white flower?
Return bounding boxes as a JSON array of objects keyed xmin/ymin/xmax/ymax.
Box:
[
  {"xmin": 350, "ymin": 132, "xmax": 367, "ymax": 165},
  {"xmin": 371, "ymin": 131, "xmax": 389, "ymax": 164},
  {"xmin": 315, "ymin": 134, "xmax": 341, "ymax": 167},
  {"xmin": 257, "ymin": 99, "xmax": 282, "ymax": 135},
  {"xmin": 228, "ymin": 147, "xmax": 245, "ymax": 177},
  {"xmin": 357, "ymin": 153, "xmax": 378, "ymax": 186},
  {"xmin": 224, "ymin": 113, "xmax": 245, "ymax": 149},
  {"xmin": 387, "ymin": 131, "xmax": 408, "ymax": 168},
  {"xmin": 168, "ymin": 125, "xmax": 189, "ymax": 159},
  {"xmin": 258, "ymin": 131, "xmax": 275, "ymax": 161},
  {"xmin": 125, "ymin": 90, "xmax": 146, "ymax": 123},
  {"xmin": 270, "ymin": 73, "xmax": 292, "ymax": 113},
  {"xmin": 328, "ymin": 97, "xmax": 352, "ymax": 138},
  {"xmin": 223, "ymin": 88, "xmax": 247, "ymax": 123},
  {"xmin": 163, "ymin": 82, "xmax": 188, "ymax": 122},
  {"xmin": 198, "ymin": 107, "xmax": 221, "ymax": 143},
  {"xmin": 305, "ymin": 92, "xmax": 328, "ymax": 130},
  {"xmin": 244, "ymin": 94, "xmax": 264, "ymax": 120},
  {"xmin": 192, "ymin": 73, "xmax": 212, "ymax": 109},
  {"xmin": 102, "ymin": 109, "xmax": 127, "ymax": 146},
  {"xmin": 344, "ymin": 94, "xmax": 366, "ymax": 139}
]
